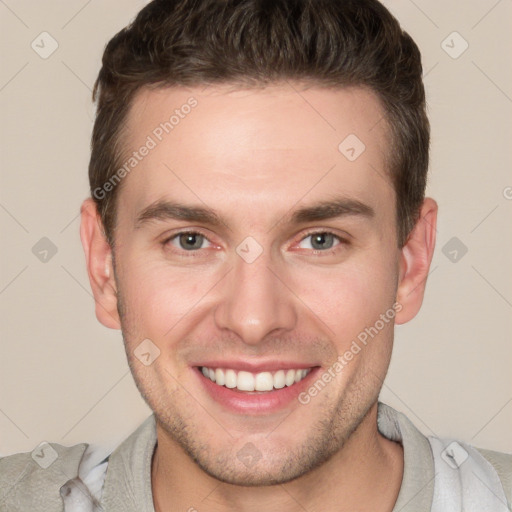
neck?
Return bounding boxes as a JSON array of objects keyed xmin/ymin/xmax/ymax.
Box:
[{"xmin": 151, "ymin": 402, "xmax": 403, "ymax": 512}]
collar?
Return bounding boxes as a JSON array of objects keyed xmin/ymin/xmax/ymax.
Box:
[
  {"xmin": 377, "ymin": 402, "xmax": 435, "ymax": 512},
  {"xmin": 100, "ymin": 413, "xmax": 157, "ymax": 512},
  {"xmin": 99, "ymin": 402, "xmax": 434, "ymax": 511}
]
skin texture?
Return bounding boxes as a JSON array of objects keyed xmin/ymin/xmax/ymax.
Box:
[{"xmin": 81, "ymin": 83, "xmax": 437, "ymax": 511}]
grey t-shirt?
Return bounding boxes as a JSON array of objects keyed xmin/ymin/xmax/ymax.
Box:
[
  {"xmin": 102, "ymin": 402, "xmax": 437, "ymax": 511},
  {"xmin": 1, "ymin": 402, "xmax": 510, "ymax": 511}
]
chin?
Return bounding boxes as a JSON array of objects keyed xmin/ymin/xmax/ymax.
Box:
[{"xmin": 193, "ymin": 458, "xmax": 308, "ymax": 487}]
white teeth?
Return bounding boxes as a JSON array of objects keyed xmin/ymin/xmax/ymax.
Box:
[
  {"xmin": 285, "ymin": 369, "xmax": 295, "ymax": 386},
  {"xmin": 225, "ymin": 369, "xmax": 237, "ymax": 388},
  {"xmin": 273, "ymin": 370, "xmax": 285, "ymax": 389},
  {"xmin": 254, "ymin": 372, "xmax": 274, "ymax": 392},
  {"xmin": 237, "ymin": 371, "xmax": 255, "ymax": 391},
  {"xmin": 215, "ymin": 368, "xmax": 225, "ymax": 386},
  {"xmin": 200, "ymin": 366, "xmax": 311, "ymax": 392}
]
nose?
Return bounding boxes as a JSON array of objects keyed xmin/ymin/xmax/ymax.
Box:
[{"xmin": 213, "ymin": 246, "xmax": 297, "ymax": 346}]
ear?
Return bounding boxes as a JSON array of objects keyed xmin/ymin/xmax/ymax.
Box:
[
  {"xmin": 80, "ymin": 198, "xmax": 121, "ymax": 330},
  {"xmin": 395, "ymin": 198, "xmax": 438, "ymax": 325}
]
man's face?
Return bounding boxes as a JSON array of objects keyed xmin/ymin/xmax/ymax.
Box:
[{"xmin": 111, "ymin": 84, "xmax": 401, "ymax": 484}]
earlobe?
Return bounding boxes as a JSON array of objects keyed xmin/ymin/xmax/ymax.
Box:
[
  {"xmin": 395, "ymin": 198, "xmax": 438, "ymax": 325},
  {"xmin": 80, "ymin": 198, "xmax": 121, "ymax": 330}
]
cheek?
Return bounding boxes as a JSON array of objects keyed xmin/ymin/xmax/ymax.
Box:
[
  {"xmin": 116, "ymin": 254, "xmax": 214, "ymax": 339},
  {"xmin": 287, "ymin": 254, "xmax": 398, "ymax": 341}
]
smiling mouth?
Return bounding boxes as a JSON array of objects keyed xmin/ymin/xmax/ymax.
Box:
[{"xmin": 199, "ymin": 366, "xmax": 313, "ymax": 392}]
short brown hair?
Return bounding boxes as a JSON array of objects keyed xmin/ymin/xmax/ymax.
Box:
[{"xmin": 90, "ymin": 0, "xmax": 429, "ymax": 247}]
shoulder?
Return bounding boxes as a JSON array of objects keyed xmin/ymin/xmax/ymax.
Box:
[
  {"xmin": 0, "ymin": 442, "xmax": 87, "ymax": 512},
  {"xmin": 428, "ymin": 436, "xmax": 511, "ymax": 511},
  {"xmin": 475, "ymin": 447, "xmax": 512, "ymax": 505}
]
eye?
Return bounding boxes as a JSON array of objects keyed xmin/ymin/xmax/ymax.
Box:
[
  {"xmin": 297, "ymin": 232, "xmax": 342, "ymax": 251},
  {"xmin": 166, "ymin": 232, "xmax": 212, "ymax": 251}
]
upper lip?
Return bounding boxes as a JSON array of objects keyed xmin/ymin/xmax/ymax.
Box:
[{"xmin": 194, "ymin": 360, "xmax": 319, "ymax": 372}]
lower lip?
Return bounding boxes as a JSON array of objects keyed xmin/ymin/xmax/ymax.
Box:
[{"xmin": 194, "ymin": 367, "xmax": 321, "ymax": 414}]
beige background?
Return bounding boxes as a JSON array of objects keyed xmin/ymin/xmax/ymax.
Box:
[{"xmin": 1, "ymin": 0, "xmax": 511, "ymax": 457}]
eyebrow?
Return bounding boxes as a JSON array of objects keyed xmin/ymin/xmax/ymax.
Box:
[
  {"xmin": 289, "ymin": 198, "xmax": 374, "ymax": 224},
  {"xmin": 135, "ymin": 201, "xmax": 224, "ymax": 228},
  {"xmin": 134, "ymin": 197, "xmax": 375, "ymax": 229}
]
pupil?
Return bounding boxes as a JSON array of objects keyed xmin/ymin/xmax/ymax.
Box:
[
  {"xmin": 180, "ymin": 233, "xmax": 203, "ymax": 250},
  {"xmin": 312, "ymin": 233, "xmax": 333, "ymax": 250}
]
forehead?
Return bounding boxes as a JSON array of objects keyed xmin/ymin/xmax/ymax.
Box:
[{"xmin": 119, "ymin": 83, "xmax": 392, "ymax": 223}]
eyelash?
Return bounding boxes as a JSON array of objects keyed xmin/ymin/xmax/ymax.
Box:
[
  {"xmin": 161, "ymin": 230, "xmax": 213, "ymax": 257},
  {"xmin": 161, "ymin": 229, "xmax": 349, "ymax": 257},
  {"xmin": 297, "ymin": 228, "xmax": 348, "ymax": 255}
]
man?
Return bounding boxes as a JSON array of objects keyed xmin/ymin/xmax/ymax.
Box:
[{"xmin": 1, "ymin": 0, "xmax": 510, "ymax": 511}]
